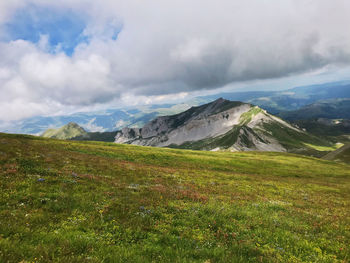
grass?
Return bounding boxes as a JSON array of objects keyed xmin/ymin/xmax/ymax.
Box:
[
  {"xmin": 323, "ymin": 144, "xmax": 350, "ymax": 164},
  {"xmin": 303, "ymin": 143, "xmax": 344, "ymax": 152},
  {"xmin": 1, "ymin": 133, "xmax": 350, "ymax": 262},
  {"xmin": 239, "ymin": 106, "xmax": 263, "ymax": 125},
  {"xmin": 261, "ymin": 122, "xmax": 333, "ymax": 152},
  {"xmin": 335, "ymin": 146, "xmax": 350, "ymax": 163}
]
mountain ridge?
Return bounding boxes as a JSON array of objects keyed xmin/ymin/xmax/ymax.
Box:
[
  {"xmin": 278, "ymin": 98, "xmax": 350, "ymax": 121},
  {"xmin": 115, "ymin": 98, "xmax": 332, "ymax": 154}
]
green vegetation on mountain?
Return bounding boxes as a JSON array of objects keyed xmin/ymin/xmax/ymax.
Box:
[
  {"xmin": 41, "ymin": 122, "xmax": 87, "ymax": 140},
  {"xmin": 322, "ymin": 143, "xmax": 350, "ymax": 163},
  {"xmin": 72, "ymin": 131, "xmax": 118, "ymax": 142},
  {"xmin": 303, "ymin": 143, "xmax": 343, "ymax": 152},
  {"xmin": 260, "ymin": 122, "xmax": 333, "ymax": 155},
  {"xmin": 238, "ymin": 106, "xmax": 263, "ymax": 125},
  {"xmin": 279, "ymin": 99, "xmax": 350, "ymax": 121},
  {"xmin": 1, "ymin": 133, "xmax": 350, "ymax": 262},
  {"xmin": 277, "ymin": 100, "xmax": 350, "ymax": 147},
  {"xmin": 292, "ymin": 119, "xmax": 350, "ymax": 138}
]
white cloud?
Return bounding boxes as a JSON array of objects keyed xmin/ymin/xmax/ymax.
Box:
[{"xmin": 1, "ymin": 0, "xmax": 350, "ymax": 122}]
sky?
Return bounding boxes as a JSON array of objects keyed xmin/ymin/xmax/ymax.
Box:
[{"xmin": 0, "ymin": 0, "xmax": 350, "ymax": 123}]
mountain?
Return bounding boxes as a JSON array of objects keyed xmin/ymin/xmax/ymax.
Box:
[
  {"xmin": 276, "ymin": 99, "xmax": 350, "ymax": 141},
  {"xmin": 278, "ymin": 98, "xmax": 350, "ymax": 121},
  {"xmin": 42, "ymin": 122, "xmax": 87, "ymax": 139},
  {"xmin": 286, "ymin": 118, "xmax": 350, "ymax": 139},
  {"xmin": 115, "ymin": 98, "xmax": 333, "ymax": 154},
  {"xmin": 197, "ymin": 81, "xmax": 350, "ymax": 113}
]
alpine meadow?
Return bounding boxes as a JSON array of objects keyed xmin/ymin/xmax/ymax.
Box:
[{"xmin": 1, "ymin": 133, "xmax": 350, "ymax": 262}]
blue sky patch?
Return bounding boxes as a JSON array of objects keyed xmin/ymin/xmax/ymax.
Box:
[{"xmin": 4, "ymin": 5, "xmax": 89, "ymax": 56}]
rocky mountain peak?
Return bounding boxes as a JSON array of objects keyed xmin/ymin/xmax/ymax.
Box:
[{"xmin": 66, "ymin": 122, "xmax": 82, "ymax": 129}]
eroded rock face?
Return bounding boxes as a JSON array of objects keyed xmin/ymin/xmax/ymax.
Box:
[
  {"xmin": 115, "ymin": 98, "xmax": 251, "ymax": 146},
  {"xmin": 231, "ymin": 125, "xmax": 286, "ymax": 152},
  {"xmin": 115, "ymin": 127, "xmax": 142, "ymax": 143}
]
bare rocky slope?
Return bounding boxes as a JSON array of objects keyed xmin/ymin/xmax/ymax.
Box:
[{"xmin": 115, "ymin": 98, "xmax": 331, "ymax": 152}]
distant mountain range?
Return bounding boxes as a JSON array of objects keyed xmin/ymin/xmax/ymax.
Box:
[
  {"xmin": 278, "ymin": 98, "xmax": 350, "ymax": 120},
  {"xmin": 5, "ymin": 103, "xmax": 193, "ymax": 135},
  {"xmin": 3, "ymin": 80, "xmax": 350, "ymax": 135},
  {"xmin": 197, "ymin": 80, "xmax": 350, "ymax": 114},
  {"xmin": 275, "ymin": 99, "xmax": 350, "ymax": 139}
]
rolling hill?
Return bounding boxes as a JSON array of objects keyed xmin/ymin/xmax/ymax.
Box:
[
  {"xmin": 41, "ymin": 122, "xmax": 87, "ymax": 140},
  {"xmin": 0, "ymin": 133, "xmax": 349, "ymax": 262},
  {"xmin": 42, "ymin": 123, "xmax": 119, "ymax": 143}
]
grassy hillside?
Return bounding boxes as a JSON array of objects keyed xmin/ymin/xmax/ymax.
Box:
[
  {"xmin": 0, "ymin": 133, "xmax": 350, "ymax": 262},
  {"xmin": 279, "ymin": 99, "xmax": 350, "ymax": 121},
  {"xmin": 292, "ymin": 119, "xmax": 350, "ymax": 138},
  {"xmin": 42, "ymin": 122, "xmax": 87, "ymax": 140},
  {"xmin": 323, "ymin": 143, "xmax": 350, "ymax": 163}
]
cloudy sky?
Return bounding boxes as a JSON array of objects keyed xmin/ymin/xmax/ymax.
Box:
[{"xmin": 1, "ymin": 0, "xmax": 350, "ymax": 123}]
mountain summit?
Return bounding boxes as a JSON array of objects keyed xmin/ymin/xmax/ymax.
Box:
[
  {"xmin": 42, "ymin": 122, "xmax": 87, "ymax": 140},
  {"xmin": 115, "ymin": 98, "xmax": 331, "ymax": 152}
]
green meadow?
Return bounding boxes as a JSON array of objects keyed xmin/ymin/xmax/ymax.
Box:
[{"xmin": 0, "ymin": 133, "xmax": 349, "ymax": 262}]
